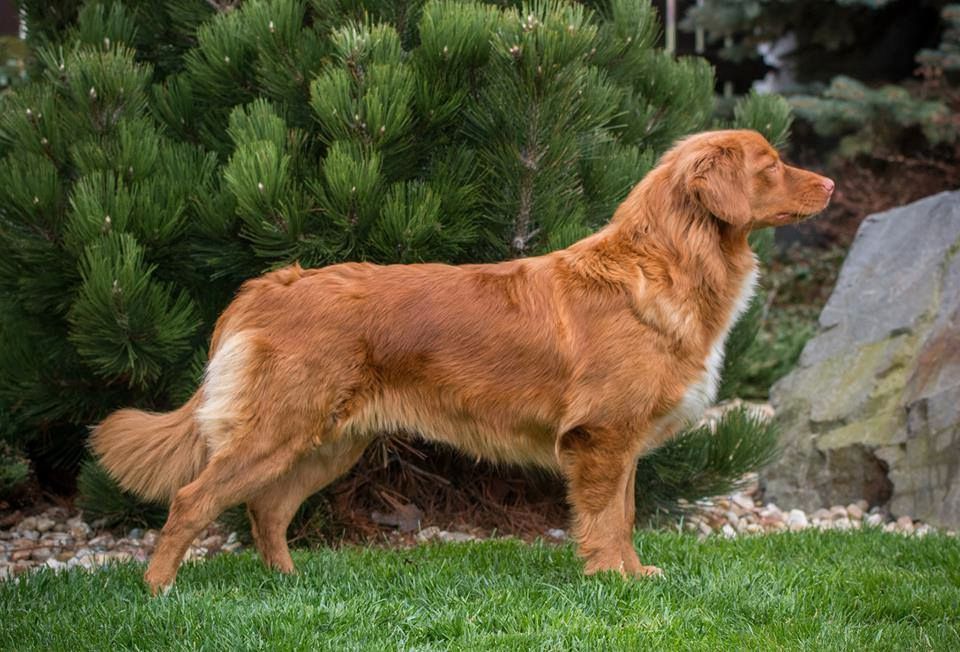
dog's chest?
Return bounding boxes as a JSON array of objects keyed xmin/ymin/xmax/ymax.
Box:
[{"xmin": 667, "ymin": 266, "xmax": 758, "ymax": 429}]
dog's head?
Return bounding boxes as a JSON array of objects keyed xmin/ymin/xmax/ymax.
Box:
[{"xmin": 673, "ymin": 130, "xmax": 834, "ymax": 229}]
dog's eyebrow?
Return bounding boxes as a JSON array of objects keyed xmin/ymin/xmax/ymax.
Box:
[{"xmin": 755, "ymin": 153, "xmax": 778, "ymax": 168}]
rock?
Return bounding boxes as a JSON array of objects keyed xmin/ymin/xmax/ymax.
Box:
[
  {"xmin": 866, "ymin": 513, "xmax": 885, "ymax": 527},
  {"xmin": 73, "ymin": 547, "xmax": 93, "ymax": 560},
  {"xmin": 834, "ymin": 517, "xmax": 853, "ymax": 531},
  {"xmin": 761, "ymin": 504, "xmax": 783, "ymax": 519},
  {"xmin": 67, "ymin": 556, "xmax": 92, "ymax": 571},
  {"xmin": 811, "ymin": 508, "xmax": 832, "ymax": 522},
  {"xmin": 30, "ymin": 547, "xmax": 52, "ymax": 562},
  {"xmin": 44, "ymin": 558, "xmax": 66, "ymax": 572},
  {"xmin": 11, "ymin": 549, "xmax": 31, "ymax": 562},
  {"xmin": 731, "ymin": 494, "xmax": 755, "ymax": 511},
  {"xmin": 183, "ymin": 547, "xmax": 207, "ymax": 561},
  {"xmin": 143, "ymin": 530, "xmax": 159, "ymax": 547},
  {"xmin": 764, "ymin": 192, "xmax": 960, "ymax": 528},
  {"xmin": 68, "ymin": 522, "xmax": 91, "ymax": 540},
  {"xmin": 697, "ymin": 521, "xmax": 713, "ymax": 537},
  {"xmin": 439, "ymin": 531, "xmax": 476, "ymax": 543},
  {"xmin": 225, "ymin": 532, "xmax": 238, "ymax": 546},
  {"xmin": 896, "ymin": 515, "xmax": 915, "ymax": 533},
  {"xmin": 88, "ymin": 534, "xmax": 114, "ymax": 549},
  {"xmin": 414, "ymin": 526, "xmax": 476, "ymax": 543},
  {"xmin": 846, "ymin": 503, "xmax": 865, "ymax": 520},
  {"xmin": 415, "ymin": 526, "xmax": 441, "ymax": 543},
  {"xmin": 545, "ymin": 528, "xmax": 566, "ymax": 540},
  {"xmin": 35, "ymin": 517, "xmax": 55, "ymax": 533},
  {"xmin": 721, "ymin": 524, "xmax": 737, "ymax": 538},
  {"xmin": 16, "ymin": 517, "xmax": 37, "ymax": 532},
  {"xmin": 127, "ymin": 528, "xmax": 144, "ymax": 541},
  {"xmin": 787, "ymin": 509, "xmax": 808, "ymax": 531},
  {"xmin": 829, "ymin": 505, "xmax": 849, "ymax": 520},
  {"xmin": 43, "ymin": 532, "xmax": 72, "ymax": 546},
  {"xmin": 199, "ymin": 535, "xmax": 223, "ymax": 550}
]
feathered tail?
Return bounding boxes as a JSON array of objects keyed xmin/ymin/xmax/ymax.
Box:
[{"xmin": 90, "ymin": 393, "xmax": 206, "ymax": 503}]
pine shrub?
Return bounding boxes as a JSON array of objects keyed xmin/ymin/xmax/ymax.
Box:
[{"xmin": 4, "ymin": 0, "xmax": 787, "ymax": 526}]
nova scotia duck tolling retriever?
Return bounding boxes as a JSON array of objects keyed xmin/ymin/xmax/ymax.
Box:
[{"xmin": 92, "ymin": 129, "xmax": 835, "ymax": 593}]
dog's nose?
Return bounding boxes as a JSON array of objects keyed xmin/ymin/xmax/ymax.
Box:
[{"xmin": 821, "ymin": 178, "xmax": 835, "ymax": 195}]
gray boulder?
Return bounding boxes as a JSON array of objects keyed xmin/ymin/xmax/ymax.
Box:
[{"xmin": 763, "ymin": 191, "xmax": 960, "ymax": 527}]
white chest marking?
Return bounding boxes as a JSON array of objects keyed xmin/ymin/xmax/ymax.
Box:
[{"xmin": 669, "ymin": 266, "xmax": 759, "ymax": 429}]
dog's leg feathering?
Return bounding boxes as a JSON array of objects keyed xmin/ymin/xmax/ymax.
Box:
[
  {"xmin": 144, "ymin": 426, "xmax": 314, "ymax": 595},
  {"xmin": 558, "ymin": 425, "xmax": 662, "ymax": 578},
  {"xmin": 246, "ymin": 438, "xmax": 371, "ymax": 574}
]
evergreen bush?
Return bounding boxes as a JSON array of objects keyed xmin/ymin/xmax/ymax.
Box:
[
  {"xmin": 3, "ymin": 0, "xmax": 786, "ymax": 526},
  {"xmin": 685, "ymin": 1, "xmax": 960, "ymax": 163}
]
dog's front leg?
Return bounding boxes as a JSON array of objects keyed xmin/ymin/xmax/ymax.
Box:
[{"xmin": 559, "ymin": 426, "xmax": 662, "ymax": 578}]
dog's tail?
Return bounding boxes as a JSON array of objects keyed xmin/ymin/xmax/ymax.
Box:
[{"xmin": 90, "ymin": 393, "xmax": 207, "ymax": 504}]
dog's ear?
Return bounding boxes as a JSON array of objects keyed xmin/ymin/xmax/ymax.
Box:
[{"xmin": 686, "ymin": 145, "xmax": 751, "ymax": 226}]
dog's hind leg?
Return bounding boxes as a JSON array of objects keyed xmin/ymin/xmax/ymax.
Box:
[
  {"xmin": 246, "ymin": 437, "xmax": 371, "ymax": 573},
  {"xmin": 143, "ymin": 425, "xmax": 314, "ymax": 595}
]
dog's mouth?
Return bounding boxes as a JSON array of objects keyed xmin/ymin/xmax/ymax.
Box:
[
  {"xmin": 770, "ymin": 209, "xmax": 819, "ymax": 225},
  {"xmin": 771, "ymin": 196, "xmax": 834, "ymax": 225}
]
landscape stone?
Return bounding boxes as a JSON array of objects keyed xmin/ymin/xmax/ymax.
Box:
[
  {"xmin": 35, "ymin": 517, "xmax": 55, "ymax": 533},
  {"xmin": 787, "ymin": 509, "xmax": 808, "ymax": 531},
  {"xmin": 764, "ymin": 191, "xmax": 960, "ymax": 528}
]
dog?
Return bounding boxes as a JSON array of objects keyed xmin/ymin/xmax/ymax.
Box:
[{"xmin": 92, "ymin": 129, "xmax": 834, "ymax": 593}]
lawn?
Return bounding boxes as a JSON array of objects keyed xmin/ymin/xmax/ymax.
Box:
[{"xmin": 2, "ymin": 530, "xmax": 958, "ymax": 650}]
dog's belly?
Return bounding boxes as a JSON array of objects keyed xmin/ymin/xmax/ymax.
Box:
[{"xmin": 342, "ymin": 390, "xmax": 561, "ymax": 469}]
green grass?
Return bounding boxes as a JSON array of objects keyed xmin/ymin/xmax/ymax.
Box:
[{"xmin": 2, "ymin": 530, "xmax": 959, "ymax": 650}]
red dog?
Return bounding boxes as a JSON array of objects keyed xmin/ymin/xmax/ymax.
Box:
[{"xmin": 93, "ymin": 130, "xmax": 834, "ymax": 593}]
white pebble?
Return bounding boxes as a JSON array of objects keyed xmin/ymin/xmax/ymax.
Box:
[
  {"xmin": 829, "ymin": 505, "xmax": 848, "ymax": 520},
  {"xmin": 846, "ymin": 503, "xmax": 864, "ymax": 520},
  {"xmin": 787, "ymin": 509, "xmax": 808, "ymax": 531}
]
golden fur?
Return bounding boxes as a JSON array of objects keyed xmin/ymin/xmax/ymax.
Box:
[{"xmin": 91, "ymin": 129, "xmax": 834, "ymax": 593}]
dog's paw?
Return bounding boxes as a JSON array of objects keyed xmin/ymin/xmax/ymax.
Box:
[
  {"xmin": 144, "ymin": 570, "xmax": 175, "ymax": 597},
  {"xmin": 584, "ymin": 554, "xmax": 663, "ymax": 579},
  {"xmin": 632, "ymin": 564, "xmax": 663, "ymax": 578}
]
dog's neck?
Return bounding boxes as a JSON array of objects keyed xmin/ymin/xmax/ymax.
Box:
[{"xmin": 565, "ymin": 167, "xmax": 757, "ymax": 351}]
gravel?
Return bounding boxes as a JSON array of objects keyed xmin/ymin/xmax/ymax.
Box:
[
  {"xmin": 3, "ymin": 476, "xmax": 955, "ymax": 582},
  {"xmin": 679, "ymin": 476, "xmax": 955, "ymax": 541},
  {"xmin": 0, "ymin": 506, "xmax": 240, "ymax": 581}
]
